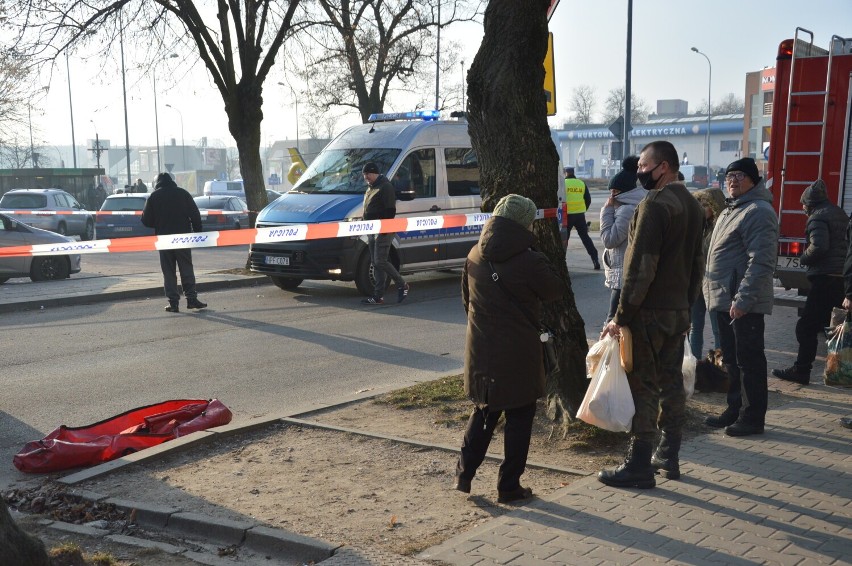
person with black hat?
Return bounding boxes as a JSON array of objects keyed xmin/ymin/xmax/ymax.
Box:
[
  {"xmin": 599, "ymin": 155, "xmax": 646, "ymax": 322},
  {"xmin": 360, "ymin": 162, "xmax": 409, "ymax": 305},
  {"xmin": 703, "ymin": 157, "xmax": 778, "ymax": 436},
  {"xmin": 141, "ymin": 173, "xmax": 207, "ymax": 313},
  {"xmin": 563, "ymin": 167, "xmax": 600, "ymax": 270}
]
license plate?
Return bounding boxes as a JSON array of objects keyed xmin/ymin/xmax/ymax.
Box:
[
  {"xmin": 265, "ymin": 255, "xmax": 290, "ymax": 266},
  {"xmin": 114, "ymin": 226, "xmax": 132, "ymax": 232},
  {"xmin": 776, "ymin": 256, "xmax": 803, "ymax": 269}
]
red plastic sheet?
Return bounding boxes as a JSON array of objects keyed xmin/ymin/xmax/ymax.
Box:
[{"xmin": 13, "ymin": 399, "xmax": 232, "ymax": 473}]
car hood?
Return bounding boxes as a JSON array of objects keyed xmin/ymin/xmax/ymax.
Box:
[
  {"xmin": 257, "ymin": 193, "xmax": 363, "ymax": 224},
  {"xmin": 15, "ymin": 222, "xmax": 76, "ymax": 245}
]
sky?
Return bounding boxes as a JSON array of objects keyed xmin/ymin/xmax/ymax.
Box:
[{"xmin": 25, "ymin": 0, "xmax": 852, "ymax": 160}]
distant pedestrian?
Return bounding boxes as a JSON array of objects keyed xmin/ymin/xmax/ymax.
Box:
[
  {"xmin": 599, "ymin": 155, "xmax": 646, "ymax": 322},
  {"xmin": 703, "ymin": 158, "xmax": 778, "ymax": 437},
  {"xmin": 773, "ymin": 180, "xmax": 847, "ymax": 385},
  {"xmin": 360, "ymin": 162, "xmax": 409, "ymax": 305},
  {"xmin": 141, "ymin": 173, "xmax": 207, "ymax": 313},
  {"xmin": 688, "ymin": 188, "xmax": 726, "ymax": 359},
  {"xmin": 598, "ymin": 141, "xmax": 705, "ymax": 488},
  {"xmin": 94, "ymin": 183, "xmax": 107, "ymax": 209},
  {"xmin": 134, "ymin": 178, "xmax": 148, "ymax": 194},
  {"xmin": 455, "ymin": 194, "xmax": 563, "ymax": 503},
  {"xmin": 564, "ymin": 167, "xmax": 600, "ymax": 270}
]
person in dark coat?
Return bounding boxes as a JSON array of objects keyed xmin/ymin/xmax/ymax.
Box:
[
  {"xmin": 141, "ymin": 173, "xmax": 206, "ymax": 313},
  {"xmin": 454, "ymin": 194, "xmax": 564, "ymax": 503},
  {"xmin": 773, "ymin": 179, "xmax": 848, "ymax": 384}
]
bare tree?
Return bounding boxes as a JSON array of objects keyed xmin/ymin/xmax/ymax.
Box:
[
  {"xmin": 567, "ymin": 84, "xmax": 596, "ymax": 124},
  {"xmin": 467, "ymin": 0, "xmax": 589, "ymax": 419},
  {"xmin": 0, "ymin": 49, "xmax": 31, "ymax": 141},
  {"xmin": 696, "ymin": 92, "xmax": 745, "ymax": 115},
  {"xmin": 602, "ymin": 87, "xmax": 650, "ymax": 124},
  {"xmin": 293, "ymin": 0, "xmax": 482, "ymax": 123}
]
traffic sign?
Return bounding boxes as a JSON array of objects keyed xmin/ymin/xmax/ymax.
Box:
[
  {"xmin": 608, "ymin": 116, "xmax": 625, "ymax": 139},
  {"xmin": 544, "ymin": 33, "xmax": 556, "ymax": 116},
  {"xmin": 547, "ymin": 0, "xmax": 561, "ymax": 21}
]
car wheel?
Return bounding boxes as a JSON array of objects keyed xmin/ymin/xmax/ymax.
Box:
[
  {"xmin": 270, "ymin": 276, "xmax": 303, "ymax": 291},
  {"xmin": 355, "ymin": 250, "xmax": 397, "ymax": 296},
  {"xmin": 55, "ymin": 222, "xmax": 67, "ymax": 236},
  {"xmin": 234, "ymin": 221, "xmax": 241, "ymax": 230},
  {"xmin": 30, "ymin": 256, "xmax": 70, "ymax": 281},
  {"xmin": 81, "ymin": 219, "xmax": 95, "ymax": 241}
]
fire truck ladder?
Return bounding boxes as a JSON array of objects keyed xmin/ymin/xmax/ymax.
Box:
[{"xmin": 778, "ymin": 27, "xmax": 831, "ymax": 224}]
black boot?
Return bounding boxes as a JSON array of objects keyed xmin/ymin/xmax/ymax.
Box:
[
  {"xmin": 772, "ymin": 365, "xmax": 810, "ymax": 385},
  {"xmin": 598, "ymin": 438, "xmax": 655, "ymax": 489},
  {"xmin": 705, "ymin": 406, "xmax": 738, "ymax": 428},
  {"xmin": 651, "ymin": 432, "xmax": 681, "ymax": 480}
]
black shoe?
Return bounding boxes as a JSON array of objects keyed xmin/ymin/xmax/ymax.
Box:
[
  {"xmin": 651, "ymin": 432, "xmax": 681, "ymax": 480},
  {"xmin": 705, "ymin": 408, "xmax": 738, "ymax": 428},
  {"xmin": 186, "ymin": 298, "xmax": 207, "ymax": 309},
  {"xmin": 361, "ymin": 296, "xmax": 384, "ymax": 305},
  {"xmin": 497, "ymin": 486, "xmax": 533, "ymax": 503},
  {"xmin": 598, "ymin": 438, "xmax": 656, "ymax": 489},
  {"xmin": 725, "ymin": 421, "xmax": 764, "ymax": 437},
  {"xmin": 772, "ymin": 366, "xmax": 810, "ymax": 385},
  {"xmin": 593, "ymin": 259, "xmax": 601, "ymax": 270},
  {"xmin": 454, "ymin": 477, "xmax": 471, "ymax": 494},
  {"xmin": 397, "ymin": 283, "xmax": 410, "ymax": 303},
  {"xmin": 164, "ymin": 303, "xmax": 180, "ymax": 313},
  {"xmin": 840, "ymin": 417, "xmax": 852, "ymax": 430}
]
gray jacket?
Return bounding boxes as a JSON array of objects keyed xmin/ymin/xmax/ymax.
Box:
[
  {"xmin": 599, "ymin": 187, "xmax": 647, "ymax": 289},
  {"xmin": 703, "ymin": 180, "xmax": 778, "ymax": 315}
]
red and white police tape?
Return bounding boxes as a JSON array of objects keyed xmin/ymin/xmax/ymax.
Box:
[
  {"xmin": 2, "ymin": 210, "xmax": 248, "ymax": 216},
  {"xmin": 0, "ymin": 206, "xmax": 564, "ymax": 258}
]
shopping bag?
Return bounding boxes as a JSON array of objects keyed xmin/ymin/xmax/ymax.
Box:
[
  {"xmin": 825, "ymin": 314, "xmax": 852, "ymax": 387},
  {"xmin": 682, "ymin": 337, "xmax": 697, "ymax": 399},
  {"xmin": 577, "ymin": 335, "xmax": 635, "ymax": 432},
  {"xmin": 585, "ymin": 336, "xmax": 609, "ymax": 377}
]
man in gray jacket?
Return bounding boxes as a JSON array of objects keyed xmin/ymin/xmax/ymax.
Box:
[{"xmin": 703, "ymin": 158, "xmax": 778, "ymax": 436}]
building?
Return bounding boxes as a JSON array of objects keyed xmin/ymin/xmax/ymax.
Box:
[{"xmin": 743, "ymin": 67, "xmax": 775, "ymax": 175}]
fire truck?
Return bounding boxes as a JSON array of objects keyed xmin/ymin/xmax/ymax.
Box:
[{"xmin": 767, "ymin": 29, "xmax": 852, "ymax": 293}]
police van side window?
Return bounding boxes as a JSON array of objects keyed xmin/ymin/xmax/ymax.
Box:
[
  {"xmin": 445, "ymin": 148, "xmax": 480, "ymax": 196},
  {"xmin": 395, "ymin": 149, "xmax": 436, "ymax": 198}
]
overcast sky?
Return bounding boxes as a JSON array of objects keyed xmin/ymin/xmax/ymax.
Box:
[{"xmin": 28, "ymin": 0, "xmax": 852, "ymax": 154}]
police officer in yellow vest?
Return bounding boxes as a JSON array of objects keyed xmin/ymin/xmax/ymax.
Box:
[{"xmin": 564, "ymin": 167, "xmax": 600, "ymax": 269}]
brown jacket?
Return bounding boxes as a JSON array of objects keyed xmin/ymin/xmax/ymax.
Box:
[{"xmin": 462, "ymin": 216, "xmax": 564, "ymax": 410}]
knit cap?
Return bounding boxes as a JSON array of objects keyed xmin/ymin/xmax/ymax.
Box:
[
  {"xmin": 362, "ymin": 162, "xmax": 380, "ymax": 174},
  {"xmin": 155, "ymin": 173, "xmax": 178, "ymax": 190},
  {"xmin": 725, "ymin": 157, "xmax": 761, "ymax": 185},
  {"xmin": 800, "ymin": 179, "xmax": 828, "ymax": 206},
  {"xmin": 492, "ymin": 194, "xmax": 537, "ymax": 227},
  {"xmin": 608, "ymin": 155, "xmax": 639, "ymax": 192}
]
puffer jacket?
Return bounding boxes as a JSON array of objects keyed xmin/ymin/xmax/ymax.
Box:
[
  {"xmin": 703, "ymin": 181, "xmax": 778, "ymax": 315},
  {"xmin": 799, "ymin": 180, "xmax": 848, "ymax": 278},
  {"xmin": 462, "ymin": 216, "xmax": 564, "ymax": 411},
  {"xmin": 599, "ymin": 187, "xmax": 647, "ymax": 289}
]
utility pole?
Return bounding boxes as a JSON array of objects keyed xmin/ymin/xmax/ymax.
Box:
[{"xmin": 89, "ymin": 134, "xmax": 106, "ymax": 172}]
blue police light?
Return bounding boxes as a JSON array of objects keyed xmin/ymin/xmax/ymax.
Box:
[{"xmin": 368, "ymin": 110, "xmax": 441, "ymax": 123}]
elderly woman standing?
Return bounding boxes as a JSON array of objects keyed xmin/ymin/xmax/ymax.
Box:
[
  {"xmin": 600, "ymin": 156, "xmax": 647, "ymax": 322},
  {"xmin": 455, "ymin": 194, "xmax": 564, "ymax": 504},
  {"xmin": 689, "ymin": 188, "xmax": 726, "ymax": 359}
]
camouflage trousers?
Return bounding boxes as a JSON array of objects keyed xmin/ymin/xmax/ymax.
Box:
[{"xmin": 624, "ymin": 309, "xmax": 690, "ymax": 442}]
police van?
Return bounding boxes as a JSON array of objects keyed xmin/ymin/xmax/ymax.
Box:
[{"xmin": 249, "ymin": 111, "xmax": 565, "ymax": 294}]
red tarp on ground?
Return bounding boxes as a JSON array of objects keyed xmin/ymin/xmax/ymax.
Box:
[{"xmin": 13, "ymin": 399, "xmax": 232, "ymax": 473}]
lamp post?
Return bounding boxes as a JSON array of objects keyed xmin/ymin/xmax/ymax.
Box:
[
  {"xmin": 277, "ymin": 82, "xmax": 299, "ymax": 152},
  {"xmin": 691, "ymin": 47, "xmax": 712, "ymax": 172},
  {"xmin": 460, "ymin": 60, "xmax": 465, "ymax": 110},
  {"xmin": 119, "ymin": 10, "xmax": 131, "ymax": 188},
  {"xmin": 165, "ymin": 104, "xmax": 185, "ymax": 171},
  {"xmin": 154, "ymin": 54, "xmax": 178, "ymax": 174},
  {"xmin": 65, "ymin": 51, "xmax": 77, "ymax": 168},
  {"xmin": 435, "ymin": 2, "xmax": 441, "ymax": 110},
  {"xmin": 28, "ymin": 105, "xmax": 36, "ymax": 168}
]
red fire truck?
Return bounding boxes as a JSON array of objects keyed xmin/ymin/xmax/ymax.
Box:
[{"xmin": 768, "ymin": 29, "xmax": 852, "ymax": 293}]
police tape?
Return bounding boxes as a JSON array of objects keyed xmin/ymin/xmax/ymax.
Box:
[
  {"xmin": 0, "ymin": 206, "xmax": 563, "ymax": 258},
  {"xmin": 2, "ymin": 210, "xmax": 248, "ymax": 216}
]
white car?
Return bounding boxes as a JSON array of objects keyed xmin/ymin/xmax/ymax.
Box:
[{"xmin": 0, "ymin": 213, "xmax": 82, "ymax": 283}]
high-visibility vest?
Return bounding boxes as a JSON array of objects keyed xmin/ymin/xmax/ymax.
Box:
[{"xmin": 564, "ymin": 178, "xmax": 587, "ymax": 214}]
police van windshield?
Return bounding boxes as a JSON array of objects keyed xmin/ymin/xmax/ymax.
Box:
[{"xmin": 290, "ymin": 149, "xmax": 401, "ymax": 194}]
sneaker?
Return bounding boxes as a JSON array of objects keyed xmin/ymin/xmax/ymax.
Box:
[
  {"xmin": 187, "ymin": 298, "xmax": 208, "ymax": 309},
  {"xmin": 164, "ymin": 303, "xmax": 180, "ymax": 313},
  {"xmin": 397, "ymin": 283, "xmax": 410, "ymax": 303},
  {"xmin": 361, "ymin": 296, "xmax": 384, "ymax": 305}
]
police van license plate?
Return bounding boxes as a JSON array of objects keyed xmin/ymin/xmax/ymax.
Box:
[
  {"xmin": 265, "ymin": 255, "xmax": 289, "ymax": 266},
  {"xmin": 776, "ymin": 256, "xmax": 802, "ymax": 270}
]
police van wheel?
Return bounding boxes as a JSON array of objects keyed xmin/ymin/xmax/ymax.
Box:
[
  {"xmin": 355, "ymin": 251, "xmax": 398, "ymax": 296},
  {"xmin": 270, "ymin": 276, "xmax": 303, "ymax": 291}
]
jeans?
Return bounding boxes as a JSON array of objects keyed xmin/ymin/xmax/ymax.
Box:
[
  {"xmin": 456, "ymin": 402, "xmax": 536, "ymax": 492},
  {"xmin": 159, "ymin": 248, "xmax": 197, "ymax": 304},
  {"xmin": 689, "ymin": 293, "xmax": 720, "ymax": 359},
  {"xmin": 367, "ymin": 233, "xmax": 405, "ymax": 298},
  {"xmin": 606, "ymin": 287, "xmax": 621, "ymax": 323},
  {"xmin": 565, "ymin": 214, "xmax": 599, "ymax": 263},
  {"xmin": 795, "ymin": 275, "xmax": 844, "ymax": 370},
  {"xmin": 716, "ymin": 311, "xmax": 767, "ymax": 426}
]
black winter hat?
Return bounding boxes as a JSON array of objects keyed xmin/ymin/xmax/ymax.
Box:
[
  {"xmin": 155, "ymin": 173, "xmax": 178, "ymax": 190},
  {"xmin": 608, "ymin": 155, "xmax": 640, "ymax": 192},
  {"xmin": 362, "ymin": 162, "xmax": 380, "ymax": 175},
  {"xmin": 725, "ymin": 157, "xmax": 761, "ymax": 185}
]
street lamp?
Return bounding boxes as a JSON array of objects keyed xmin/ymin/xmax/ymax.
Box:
[
  {"xmin": 691, "ymin": 46, "xmax": 712, "ymax": 172},
  {"xmin": 154, "ymin": 54, "xmax": 178, "ymax": 174},
  {"xmin": 165, "ymin": 104, "xmax": 185, "ymax": 171},
  {"xmin": 277, "ymin": 82, "xmax": 299, "ymax": 151},
  {"xmin": 119, "ymin": 10, "xmax": 131, "ymax": 188},
  {"xmin": 460, "ymin": 60, "xmax": 465, "ymax": 110},
  {"xmin": 65, "ymin": 51, "xmax": 77, "ymax": 168},
  {"xmin": 28, "ymin": 105, "xmax": 36, "ymax": 168}
]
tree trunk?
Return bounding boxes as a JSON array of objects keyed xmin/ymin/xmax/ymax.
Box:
[
  {"xmin": 225, "ymin": 81, "xmax": 268, "ymax": 228},
  {"xmin": 467, "ymin": 0, "xmax": 589, "ymax": 422},
  {"xmin": 0, "ymin": 499, "xmax": 50, "ymax": 566}
]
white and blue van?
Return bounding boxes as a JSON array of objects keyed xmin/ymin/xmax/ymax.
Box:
[{"xmin": 249, "ymin": 111, "xmax": 565, "ymax": 294}]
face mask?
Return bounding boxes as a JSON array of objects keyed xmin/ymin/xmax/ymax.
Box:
[{"xmin": 637, "ymin": 162, "xmax": 662, "ymax": 190}]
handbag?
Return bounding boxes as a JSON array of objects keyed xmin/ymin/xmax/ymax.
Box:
[
  {"xmin": 488, "ymin": 261, "xmax": 560, "ymax": 376},
  {"xmin": 825, "ymin": 312, "xmax": 852, "ymax": 387}
]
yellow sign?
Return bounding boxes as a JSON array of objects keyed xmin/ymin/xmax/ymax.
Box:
[{"xmin": 544, "ymin": 32, "xmax": 556, "ymax": 116}]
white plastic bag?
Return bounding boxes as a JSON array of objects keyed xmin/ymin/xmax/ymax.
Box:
[
  {"xmin": 682, "ymin": 336, "xmax": 696, "ymax": 399},
  {"xmin": 585, "ymin": 336, "xmax": 609, "ymax": 377},
  {"xmin": 577, "ymin": 335, "xmax": 635, "ymax": 432}
]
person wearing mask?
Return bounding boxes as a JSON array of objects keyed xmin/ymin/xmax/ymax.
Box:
[
  {"xmin": 454, "ymin": 194, "xmax": 563, "ymax": 503},
  {"xmin": 773, "ymin": 180, "xmax": 848, "ymax": 385},
  {"xmin": 703, "ymin": 158, "xmax": 778, "ymax": 436},
  {"xmin": 599, "ymin": 155, "xmax": 646, "ymax": 322},
  {"xmin": 141, "ymin": 173, "xmax": 207, "ymax": 313},
  {"xmin": 689, "ymin": 188, "xmax": 726, "ymax": 359},
  {"xmin": 564, "ymin": 167, "xmax": 600, "ymax": 270},
  {"xmin": 599, "ymin": 141, "xmax": 705, "ymax": 488}
]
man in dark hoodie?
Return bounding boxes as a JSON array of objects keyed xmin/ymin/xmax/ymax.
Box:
[
  {"xmin": 141, "ymin": 173, "xmax": 206, "ymax": 313},
  {"xmin": 360, "ymin": 162, "xmax": 409, "ymax": 305},
  {"xmin": 773, "ymin": 180, "xmax": 848, "ymax": 385}
]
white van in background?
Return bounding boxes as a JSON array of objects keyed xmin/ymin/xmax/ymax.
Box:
[{"xmin": 203, "ymin": 180, "xmax": 245, "ymax": 198}]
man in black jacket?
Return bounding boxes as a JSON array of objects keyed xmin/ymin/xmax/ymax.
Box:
[
  {"xmin": 360, "ymin": 162, "xmax": 408, "ymax": 305},
  {"xmin": 141, "ymin": 173, "xmax": 207, "ymax": 313}
]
